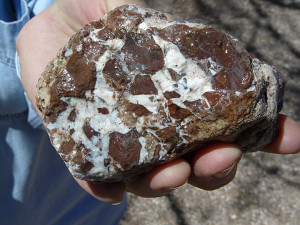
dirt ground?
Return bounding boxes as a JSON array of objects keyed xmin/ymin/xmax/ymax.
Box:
[{"xmin": 119, "ymin": 1, "xmax": 300, "ymax": 224}]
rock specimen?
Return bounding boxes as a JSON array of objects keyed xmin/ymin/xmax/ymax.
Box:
[{"xmin": 36, "ymin": 5, "xmax": 284, "ymax": 182}]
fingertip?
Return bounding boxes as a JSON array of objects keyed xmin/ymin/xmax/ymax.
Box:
[
  {"xmin": 264, "ymin": 115, "xmax": 300, "ymax": 154},
  {"xmin": 187, "ymin": 143, "xmax": 241, "ymax": 190},
  {"xmin": 192, "ymin": 143, "xmax": 242, "ymax": 178},
  {"xmin": 126, "ymin": 158, "xmax": 191, "ymax": 197},
  {"xmin": 106, "ymin": 0, "xmax": 148, "ymax": 12},
  {"xmin": 164, "ymin": 13, "xmax": 175, "ymax": 21},
  {"xmin": 188, "ymin": 163, "xmax": 238, "ymax": 191},
  {"xmin": 149, "ymin": 158, "xmax": 191, "ymax": 190},
  {"xmin": 87, "ymin": 182, "xmax": 126, "ymax": 204},
  {"xmin": 76, "ymin": 178, "xmax": 126, "ymax": 204}
]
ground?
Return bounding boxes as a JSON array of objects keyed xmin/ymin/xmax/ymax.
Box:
[{"xmin": 119, "ymin": 1, "xmax": 300, "ymax": 224}]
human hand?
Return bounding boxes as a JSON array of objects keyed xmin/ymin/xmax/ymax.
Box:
[{"xmin": 17, "ymin": 0, "xmax": 300, "ymax": 204}]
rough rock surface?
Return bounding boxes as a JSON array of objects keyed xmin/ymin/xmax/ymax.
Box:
[
  {"xmin": 36, "ymin": 5, "xmax": 284, "ymax": 183},
  {"xmin": 118, "ymin": 1, "xmax": 300, "ymax": 225}
]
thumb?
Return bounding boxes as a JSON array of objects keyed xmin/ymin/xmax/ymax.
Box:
[
  {"xmin": 106, "ymin": 1, "xmax": 174, "ymax": 21},
  {"xmin": 52, "ymin": 0, "xmax": 147, "ymax": 33},
  {"xmin": 106, "ymin": 0, "xmax": 148, "ymax": 11}
]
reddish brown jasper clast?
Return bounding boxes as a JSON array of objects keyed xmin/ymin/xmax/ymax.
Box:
[
  {"xmin": 109, "ymin": 130, "xmax": 141, "ymax": 170},
  {"xmin": 127, "ymin": 103, "xmax": 151, "ymax": 116}
]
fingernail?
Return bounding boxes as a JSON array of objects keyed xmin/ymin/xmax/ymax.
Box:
[
  {"xmin": 160, "ymin": 187, "xmax": 178, "ymax": 193},
  {"xmin": 112, "ymin": 201, "xmax": 122, "ymax": 206},
  {"xmin": 98, "ymin": 197, "xmax": 123, "ymax": 205},
  {"xmin": 213, "ymin": 162, "xmax": 237, "ymax": 179},
  {"xmin": 111, "ymin": 198, "xmax": 124, "ymax": 205}
]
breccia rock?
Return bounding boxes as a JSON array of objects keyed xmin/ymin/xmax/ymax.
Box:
[{"xmin": 36, "ymin": 5, "xmax": 284, "ymax": 182}]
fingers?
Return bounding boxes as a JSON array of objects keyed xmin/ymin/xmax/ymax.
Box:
[
  {"xmin": 126, "ymin": 158, "xmax": 191, "ymax": 197},
  {"xmin": 263, "ymin": 114, "xmax": 300, "ymax": 154},
  {"xmin": 75, "ymin": 115, "xmax": 300, "ymax": 202},
  {"xmin": 188, "ymin": 143, "xmax": 242, "ymax": 190},
  {"xmin": 187, "ymin": 114, "xmax": 300, "ymax": 191},
  {"xmin": 75, "ymin": 178, "xmax": 126, "ymax": 204},
  {"xmin": 75, "ymin": 157, "xmax": 191, "ymax": 202},
  {"xmin": 126, "ymin": 144, "xmax": 242, "ymax": 196}
]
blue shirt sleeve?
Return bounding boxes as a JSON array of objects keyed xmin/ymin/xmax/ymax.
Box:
[
  {"xmin": 0, "ymin": 1, "xmax": 127, "ymax": 224},
  {"xmin": 0, "ymin": 0, "xmax": 55, "ymax": 122},
  {"xmin": 14, "ymin": 0, "xmax": 56, "ymax": 129}
]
